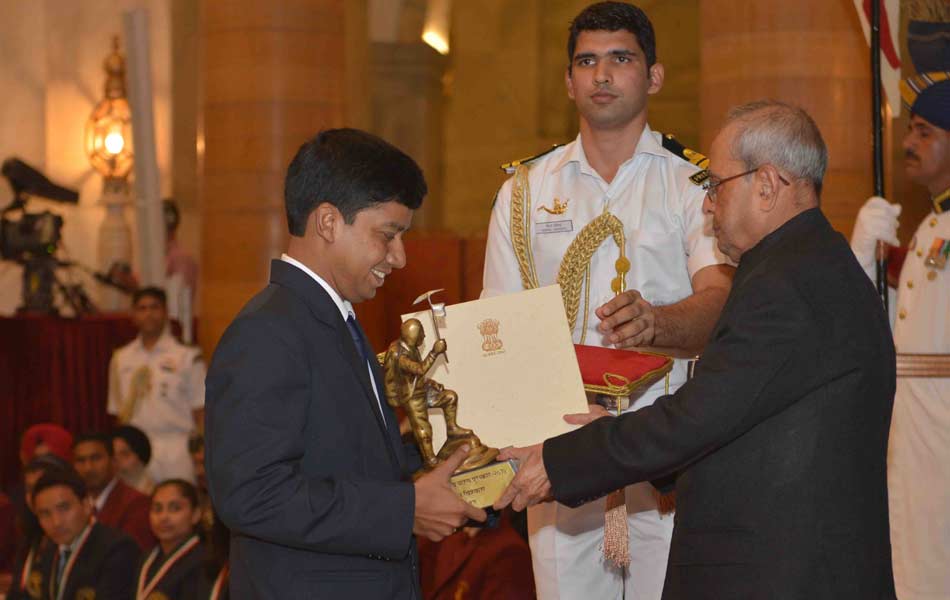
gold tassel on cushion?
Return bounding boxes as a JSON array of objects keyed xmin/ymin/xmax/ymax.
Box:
[
  {"xmin": 603, "ymin": 489, "xmax": 630, "ymax": 568},
  {"xmin": 654, "ymin": 489, "xmax": 676, "ymax": 516}
]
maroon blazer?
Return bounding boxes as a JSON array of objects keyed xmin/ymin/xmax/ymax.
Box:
[
  {"xmin": 418, "ymin": 514, "xmax": 535, "ymax": 600},
  {"xmin": 97, "ymin": 479, "xmax": 155, "ymax": 550}
]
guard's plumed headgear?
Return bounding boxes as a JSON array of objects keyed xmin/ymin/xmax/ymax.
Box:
[{"xmin": 901, "ymin": 71, "xmax": 950, "ymax": 131}]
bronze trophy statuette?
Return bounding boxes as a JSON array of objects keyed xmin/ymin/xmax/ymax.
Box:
[{"xmin": 382, "ymin": 317, "xmax": 516, "ymax": 510}]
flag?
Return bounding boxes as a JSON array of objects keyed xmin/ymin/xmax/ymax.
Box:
[{"xmin": 854, "ymin": 0, "xmax": 903, "ymax": 116}]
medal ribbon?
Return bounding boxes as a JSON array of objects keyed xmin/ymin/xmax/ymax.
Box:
[
  {"xmin": 136, "ymin": 535, "xmax": 200, "ymax": 600},
  {"xmin": 19, "ymin": 545, "xmax": 35, "ymax": 591},
  {"xmin": 52, "ymin": 521, "xmax": 94, "ymax": 600},
  {"xmin": 209, "ymin": 562, "xmax": 229, "ymax": 600}
]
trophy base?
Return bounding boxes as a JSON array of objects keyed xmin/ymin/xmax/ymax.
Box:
[
  {"xmin": 436, "ymin": 434, "xmax": 499, "ymax": 471},
  {"xmin": 449, "ymin": 459, "xmax": 518, "ymax": 509}
]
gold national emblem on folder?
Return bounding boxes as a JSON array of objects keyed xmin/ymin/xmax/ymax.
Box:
[{"xmin": 477, "ymin": 318, "xmax": 504, "ymax": 354}]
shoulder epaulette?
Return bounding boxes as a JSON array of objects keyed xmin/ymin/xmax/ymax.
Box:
[
  {"xmin": 499, "ymin": 144, "xmax": 563, "ymax": 174},
  {"xmin": 661, "ymin": 134, "xmax": 710, "ymax": 187}
]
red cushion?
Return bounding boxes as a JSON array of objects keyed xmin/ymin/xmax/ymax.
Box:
[{"xmin": 574, "ymin": 344, "xmax": 672, "ymax": 395}]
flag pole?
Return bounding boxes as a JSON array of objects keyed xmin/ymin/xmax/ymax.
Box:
[{"xmin": 870, "ymin": 0, "xmax": 889, "ymax": 312}]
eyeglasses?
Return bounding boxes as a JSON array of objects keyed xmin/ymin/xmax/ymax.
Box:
[{"xmin": 702, "ymin": 167, "xmax": 790, "ymax": 202}]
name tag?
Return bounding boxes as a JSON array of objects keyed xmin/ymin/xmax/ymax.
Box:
[{"xmin": 536, "ymin": 220, "xmax": 573, "ymax": 234}]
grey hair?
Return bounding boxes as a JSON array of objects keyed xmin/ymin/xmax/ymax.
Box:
[{"xmin": 725, "ymin": 100, "xmax": 828, "ymax": 197}]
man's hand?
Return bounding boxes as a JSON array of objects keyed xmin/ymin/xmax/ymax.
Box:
[
  {"xmin": 432, "ymin": 339, "xmax": 448, "ymax": 354},
  {"xmin": 851, "ymin": 196, "xmax": 901, "ymax": 271},
  {"xmin": 564, "ymin": 403, "xmax": 612, "ymax": 426},
  {"xmin": 413, "ymin": 445, "xmax": 486, "ymax": 541},
  {"xmin": 493, "ymin": 444, "xmax": 552, "ymax": 512},
  {"xmin": 596, "ymin": 290, "xmax": 656, "ymax": 348}
]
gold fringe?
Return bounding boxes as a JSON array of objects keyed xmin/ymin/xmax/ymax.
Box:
[{"xmin": 603, "ymin": 489, "xmax": 630, "ymax": 568}]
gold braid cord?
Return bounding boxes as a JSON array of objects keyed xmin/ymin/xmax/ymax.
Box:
[
  {"xmin": 509, "ymin": 166, "xmax": 631, "ymax": 568},
  {"xmin": 510, "ymin": 165, "xmax": 539, "ymax": 290},
  {"xmin": 556, "ymin": 212, "xmax": 627, "ymax": 332}
]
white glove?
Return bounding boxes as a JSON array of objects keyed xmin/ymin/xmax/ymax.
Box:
[{"xmin": 851, "ymin": 196, "xmax": 901, "ymax": 272}]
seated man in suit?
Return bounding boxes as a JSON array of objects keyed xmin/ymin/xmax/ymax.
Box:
[
  {"xmin": 496, "ymin": 101, "xmax": 897, "ymax": 599},
  {"xmin": 72, "ymin": 432, "xmax": 155, "ymax": 550},
  {"xmin": 32, "ymin": 468, "xmax": 138, "ymax": 600},
  {"xmin": 206, "ymin": 128, "xmax": 486, "ymax": 599}
]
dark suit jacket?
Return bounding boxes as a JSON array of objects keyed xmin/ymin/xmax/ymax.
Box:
[
  {"xmin": 206, "ymin": 259, "xmax": 421, "ymax": 599},
  {"xmin": 38, "ymin": 522, "xmax": 138, "ymax": 600},
  {"xmin": 96, "ymin": 478, "xmax": 155, "ymax": 551},
  {"xmin": 545, "ymin": 209, "xmax": 896, "ymax": 599}
]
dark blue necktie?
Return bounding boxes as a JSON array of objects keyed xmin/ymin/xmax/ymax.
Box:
[{"xmin": 346, "ymin": 314, "xmax": 386, "ymax": 426}]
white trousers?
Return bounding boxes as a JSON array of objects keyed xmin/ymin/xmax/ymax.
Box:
[
  {"xmin": 528, "ymin": 481, "xmax": 674, "ymax": 600},
  {"xmin": 889, "ymin": 379, "xmax": 950, "ymax": 600},
  {"xmin": 144, "ymin": 432, "xmax": 196, "ymax": 484}
]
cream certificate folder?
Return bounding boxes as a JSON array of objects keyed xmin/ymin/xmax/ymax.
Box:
[{"xmin": 402, "ymin": 285, "xmax": 587, "ymax": 450}]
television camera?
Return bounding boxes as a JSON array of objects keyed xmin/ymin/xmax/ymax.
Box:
[{"xmin": 1, "ymin": 157, "xmax": 134, "ymax": 315}]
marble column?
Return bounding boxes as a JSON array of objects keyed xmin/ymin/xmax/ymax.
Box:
[
  {"xmin": 198, "ymin": 0, "xmax": 356, "ymax": 356},
  {"xmin": 700, "ymin": 0, "xmax": 874, "ymax": 234}
]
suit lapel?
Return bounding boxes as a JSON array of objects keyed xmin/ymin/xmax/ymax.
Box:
[
  {"xmin": 348, "ymin": 317, "xmax": 409, "ymax": 475},
  {"xmin": 269, "ymin": 260, "xmax": 402, "ymax": 476}
]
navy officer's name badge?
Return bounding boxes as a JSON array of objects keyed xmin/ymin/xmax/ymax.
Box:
[{"xmin": 535, "ymin": 220, "xmax": 573, "ymax": 234}]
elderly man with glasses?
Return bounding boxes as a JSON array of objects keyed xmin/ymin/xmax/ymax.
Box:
[{"xmin": 496, "ymin": 100, "xmax": 898, "ymax": 600}]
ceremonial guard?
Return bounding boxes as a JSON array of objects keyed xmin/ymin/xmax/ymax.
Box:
[
  {"xmin": 481, "ymin": 3, "xmax": 731, "ymax": 599},
  {"xmin": 852, "ymin": 72, "xmax": 950, "ymax": 600},
  {"xmin": 108, "ymin": 287, "xmax": 206, "ymax": 483}
]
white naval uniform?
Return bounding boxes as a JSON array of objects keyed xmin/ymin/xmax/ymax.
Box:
[
  {"xmin": 107, "ymin": 329, "xmax": 205, "ymax": 483},
  {"xmin": 889, "ymin": 206, "xmax": 950, "ymax": 600},
  {"xmin": 482, "ymin": 126, "xmax": 725, "ymax": 600}
]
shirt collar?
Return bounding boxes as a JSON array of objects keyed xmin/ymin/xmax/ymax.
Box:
[
  {"xmin": 135, "ymin": 327, "xmax": 174, "ymax": 353},
  {"xmin": 551, "ymin": 124, "xmax": 666, "ymax": 174},
  {"xmin": 93, "ymin": 477, "xmax": 119, "ymax": 513},
  {"xmin": 280, "ymin": 254, "xmax": 353, "ymax": 321}
]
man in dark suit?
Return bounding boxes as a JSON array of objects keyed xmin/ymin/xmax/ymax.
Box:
[
  {"xmin": 32, "ymin": 468, "xmax": 138, "ymax": 600},
  {"xmin": 72, "ymin": 432, "xmax": 155, "ymax": 550},
  {"xmin": 205, "ymin": 128, "xmax": 486, "ymax": 600},
  {"xmin": 495, "ymin": 101, "xmax": 897, "ymax": 599}
]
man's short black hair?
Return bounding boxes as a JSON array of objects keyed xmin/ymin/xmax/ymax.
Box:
[
  {"xmin": 32, "ymin": 468, "xmax": 87, "ymax": 503},
  {"xmin": 73, "ymin": 432, "xmax": 113, "ymax": 457},
  {"xmin": 112, "ymin": 425, "xmax": 152, "ymax": 465},
  {"xmin": 284, "ymin": 128, "xmax": 427, "ymax": 236},
  {"xmin": 132, "ymin": 286, "xmax": 167, "ymax": 307},
  {"xmin": 567, "ymin": 2, "xmax": 657, "ymax": 73},
  {"xmin": 24, "ymin": 454, "xmax": 71, "ymax": 476}
]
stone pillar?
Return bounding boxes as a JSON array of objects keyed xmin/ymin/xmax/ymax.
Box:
[
  {"xmin": 198, "ymin": 0, "xmax": 355, "ymax": 357},
  {"xmin": 371, "ymin": 41, "xmax": 445, "ymax": 230},
  {"xmin": 700, "ymin": 1, "xmax": 872, "ymax": 234}
]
